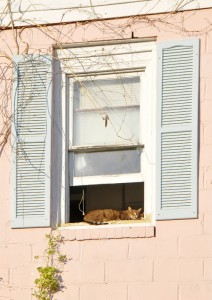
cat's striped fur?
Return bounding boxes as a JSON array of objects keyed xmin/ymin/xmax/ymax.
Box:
[{"xmin": 83, "ymin": 207, "xmax": 142, "ymax": 225}]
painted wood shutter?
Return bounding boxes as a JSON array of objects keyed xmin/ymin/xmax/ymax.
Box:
[
  {"xmin": 12, "ymin": 55, "xmax": 52, "ymax": 228},
  {"xmin": 156, "ymin": 39, "xmax": 199, "ymax": 220}
]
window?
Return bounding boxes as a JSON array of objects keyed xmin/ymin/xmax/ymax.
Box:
[
  {"xmin": 69, "ymin": 73, "xmax": 146, "ymax": 222},
  {"xmin": 60, "ymin": 40, "xmax": 156, "ymax": 223},
  {"xmin": 11, "ymin": 38, "xmax": 199, "ymax": 228}
]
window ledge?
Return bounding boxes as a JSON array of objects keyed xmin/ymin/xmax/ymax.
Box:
[{"xmin": 59, "ymin": 222, "xmax": 155, "ymax": 241}]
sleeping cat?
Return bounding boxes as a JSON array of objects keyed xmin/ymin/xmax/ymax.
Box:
[{"xmin": 83, "ymin": 206, "xmax": 142, "ymax": 225}]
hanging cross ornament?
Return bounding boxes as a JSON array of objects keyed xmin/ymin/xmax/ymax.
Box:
[{"xmin": 101, "ymin": 113, "xmax": 110, "ymax": 127}]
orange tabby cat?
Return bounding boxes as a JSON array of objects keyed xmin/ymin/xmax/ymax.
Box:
[{"xmin": 83, "ymin": 206, "xmax": 142, "ymax": 225}]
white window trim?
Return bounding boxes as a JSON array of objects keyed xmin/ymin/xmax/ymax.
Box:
[{"xmin": 57, "ymin": 39, "xmax": 156, "ymax": 225}]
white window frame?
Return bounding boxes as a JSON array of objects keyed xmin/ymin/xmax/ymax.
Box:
[{"xmin": 57, "ymin": 39, "xmax": 156, "ymax": 224}]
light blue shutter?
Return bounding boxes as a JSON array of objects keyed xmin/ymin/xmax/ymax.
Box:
[
  {"xmin": 12, "ymin": 55, "xmax": 52, "ymax": 228},
  {"xmin": 156, "ymin": 39, "xmax": 199, "ymax": 220}
]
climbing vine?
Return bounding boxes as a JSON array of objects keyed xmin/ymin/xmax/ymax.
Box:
[{"xmin": 33, "ymin": 231, "xmax": 67, "ymax": 300}]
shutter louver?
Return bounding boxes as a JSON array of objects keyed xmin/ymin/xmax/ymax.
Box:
[
  {"xmin": 12, "ymin": 55, "xmax": 52, "ymax": 228},
  {"xmin": 156, "ymin": 39, "xmax": 199, "ymax": 220},
  {"xmin": 161, "ymin": 46, "xmax": 193, "ymax": 126}
]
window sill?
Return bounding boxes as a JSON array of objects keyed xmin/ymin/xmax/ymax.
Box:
[{"xmin": 59, "ymin": 220, "xmax": 155, "ymax": 241}]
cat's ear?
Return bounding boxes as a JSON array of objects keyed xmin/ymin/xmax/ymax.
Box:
[
  {"xmin": 128, "ymin": 207, "xmax": 132, "ymax": 211},
  {"xmin": 137, "ymin": 208, "xmax": 142, "ymax": 215}
]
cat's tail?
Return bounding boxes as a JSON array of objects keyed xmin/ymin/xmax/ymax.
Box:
[{"xmin": 83, "ymin": 217, "xmax": 108, "ymax": 225}]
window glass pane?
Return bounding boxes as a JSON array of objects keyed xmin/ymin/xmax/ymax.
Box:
[
  {"xmin": 73, "ymin": 107, "xmax": 139, "ymax": 146},
  {"xmin": 73, "ymin": 76, "xmax": 140, "ymax": 146},
  {"xmin": 72, "ymin": 150, "xmax": 141, "ymax": 177},
  {"xmin": 74, "ymin": 76, "xmax": 140, "ymax": 110}
]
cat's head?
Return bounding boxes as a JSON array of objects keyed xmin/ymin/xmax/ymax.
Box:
[{"xmin": 127, "ymin": 207, "xmax": 142, "ymax": 220}]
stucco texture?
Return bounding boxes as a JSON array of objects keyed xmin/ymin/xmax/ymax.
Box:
[{"xmin": 0, "ymin": 7, "xmax": 212, "ymax": 300}]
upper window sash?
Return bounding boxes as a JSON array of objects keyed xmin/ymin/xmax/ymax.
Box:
[{"xmin": 69, "ymin": 72, "xmax": 142, "ymax": 149}]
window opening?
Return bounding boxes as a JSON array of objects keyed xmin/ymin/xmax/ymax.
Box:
[{"xmin": 69, "ymin": 182, "xmax": 144, "ymax": 223}]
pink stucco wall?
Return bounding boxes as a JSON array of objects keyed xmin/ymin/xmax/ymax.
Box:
[{"xmin": 0, "ymin": 7, "xmax": 212, "ymax": 300}]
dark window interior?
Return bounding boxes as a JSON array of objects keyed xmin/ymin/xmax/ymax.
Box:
[{"xmin": 69, "ymin": 182, "xmax": 144, "ymax": 223}]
